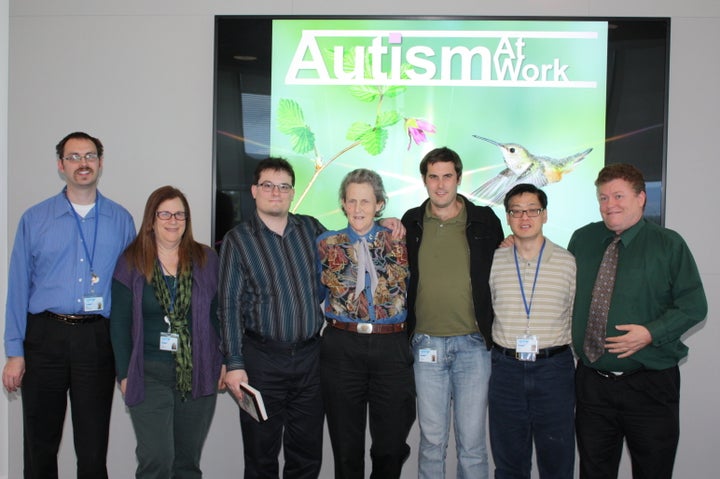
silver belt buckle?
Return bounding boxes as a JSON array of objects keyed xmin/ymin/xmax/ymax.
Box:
[{"xmin": 356, "ymin": 323, "xmax": 373, "ymax": 334}]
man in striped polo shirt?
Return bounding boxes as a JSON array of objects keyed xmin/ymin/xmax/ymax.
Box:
[{"xmin": 488, "ymin": 183, "xmax": 577, "ymax": 479}]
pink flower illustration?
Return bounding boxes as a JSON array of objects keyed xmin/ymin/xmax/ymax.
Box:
[{"xmin": 405, "ymin": 118, "xmax": 437, "ymax": 150}]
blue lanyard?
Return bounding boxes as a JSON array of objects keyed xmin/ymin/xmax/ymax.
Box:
[
  {"xmin": 513, "ymin": 239, "xmax": 546, "ymax": 320},
  {"xmin": 65, "ymin": 190, "xmax": 99, "ymax": 288}
]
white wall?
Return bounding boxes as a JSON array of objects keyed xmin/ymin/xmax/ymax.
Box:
[
  {"xmin": 2, "ymin": 1, "xmax": 718, "ymax": 478},
  {"xmin": 0, "ymin": 1, "xmax": 8, "ymax": 478}
]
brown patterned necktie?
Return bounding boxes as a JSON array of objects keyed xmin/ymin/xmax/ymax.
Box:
[{"xmin": 583, "ymin": 235, "xmax": 621, "ymax": 363}]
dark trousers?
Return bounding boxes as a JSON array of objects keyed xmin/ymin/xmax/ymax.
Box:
[
  {"xmin": 321, "ymin": 327, "xmax": 416, "ymax": 479},
  {"xmin": 129, "ymin": 360, "xmax": 218, "ymax": 479},
  {"xmin": 575, "ymin": 361, "xmax": 680, "ymax": 479},
  {"xmin": 489, "ymin": 347, "xmax": 575, "ymax": 479},
  {"xmin": 21, "ymin": 313, "xmax": 115, "ymax": 479},
  {"xmin": 240, "ymin": 333, "xmax": 324, "ymax": 479}
]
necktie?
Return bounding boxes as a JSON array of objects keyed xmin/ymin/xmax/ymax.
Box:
[
  {"xmin": 354, "ymin": 237, "xmax": 378, "ymax": 300},
  {"xmin": 583, "ymin": 235, "xmax": 621, "ymax": 363}
]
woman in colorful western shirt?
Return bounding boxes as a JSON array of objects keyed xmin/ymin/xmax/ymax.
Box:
[
  {"xmin": 110, "ymin": 185, "xmax": 225, "ymax": 478},
  {"xmin": 316, "ymin": 168, "xmax": 415, "ymax": 479}
]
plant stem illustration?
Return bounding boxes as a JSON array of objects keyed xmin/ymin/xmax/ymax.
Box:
[{"xmin": 277, "ymin": 63, "xmax": 435, "ymax": 212}]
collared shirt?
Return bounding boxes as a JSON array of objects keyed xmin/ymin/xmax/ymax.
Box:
[
  {"xmin": 490, "ymin": 239, "xmax": 576, "ymax": 349},
  {"xmin": 402, "ymin": 194, "xmax": 504, "ymax": 345},
  {"xmin": 4, "ymin": 188, "xmax": 136, "ymax": 357},
  {"xmin": 316, "ymin": 222, "xmax": 409, "ymax": 324},
  {"xmin": 568, "ymin": 219, "xmax": 707, "ymax": 371},
  {"xmin": 218, "ymin": 211, "xmax": 326, "ymax": 371},
  {"xmin": 415, "ymin": 201, "xmax": 477, "ymax": 336}
]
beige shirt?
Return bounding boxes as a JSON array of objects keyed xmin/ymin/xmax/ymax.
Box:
[{"xmin": 490, "ymin": 239, "xmax": 576, "ymax": 349}]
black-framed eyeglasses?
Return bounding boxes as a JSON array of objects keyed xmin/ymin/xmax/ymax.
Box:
[
  {"xmin": 507, "ymin": 208, "xmax": 544, "ymax": 218},
  {"xmin": 156, "ymin": 211, "xmax": 188, "ymax": 221},
  {"xmin": 62, "ymin": 153, "xmax": 99, "ymax": 163},
  {"xmin": 257, "ymin": 181, "xmax": 294, "ymax": 194}
]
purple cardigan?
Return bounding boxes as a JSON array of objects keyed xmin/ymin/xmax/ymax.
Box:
[{"xmin": 112, "ymin": 245, "xmax": 222, "ymax": 406}]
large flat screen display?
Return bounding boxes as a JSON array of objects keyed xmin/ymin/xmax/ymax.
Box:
[{"xmin": 214, "ymin": 17, "xmax": 668, "ymax": 247}]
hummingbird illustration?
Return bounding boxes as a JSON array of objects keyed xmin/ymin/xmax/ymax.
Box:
[{"xmin": 470, "ymin": 135, "xmax": 592, "ymax": 205}]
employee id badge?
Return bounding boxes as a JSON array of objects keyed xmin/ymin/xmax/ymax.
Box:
[
  {"xmin": 83, "ymin": 295, "xmax": 104, "ymax": 312},
  {"xmin": 418, "ymin": 348, "xmax": 438, "ymax": 364},
  {"xmin": 516, "ymin": 334, "xmax": 539, "ymax": 362},
  {"xmin": 160, "ymin": 332, "xmax": 180, "ymax": 352}
]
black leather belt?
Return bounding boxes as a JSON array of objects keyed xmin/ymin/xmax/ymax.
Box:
[
  {"xmin": 493, "ymin": 343, "xmax": 570, "ymax": 360},
  {"xmin": 243, "ymin": 329, "xmax": 320, "ymax": 352},
  {"xmin": 43, "ymin": 311, "xmax": 105, "ymax": 325},
  {"xmin": 329, "ymin": 320, "xmax": 406, "ymax": 334}
]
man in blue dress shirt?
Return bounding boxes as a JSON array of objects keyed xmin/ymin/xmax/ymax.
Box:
[{"xmin": 2, "ymin": 131, "xmax": 135, "ymax": 479}]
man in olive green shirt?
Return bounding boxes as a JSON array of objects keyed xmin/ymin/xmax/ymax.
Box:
[
  {"xmin": 568, "ymin": 163, "xmax": 707, "ymax": 479},
  {"xmin": 402, "ymin": 147, "xmax": 503, "ymax": 479}
]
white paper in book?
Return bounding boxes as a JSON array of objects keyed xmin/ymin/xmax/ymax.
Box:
[{"xmin": 238, "ymin": 382, "xmax": 268, "ymax": 422}]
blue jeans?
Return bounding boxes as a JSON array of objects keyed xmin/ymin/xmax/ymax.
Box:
[
  {"xmin": 412, "ymin": 333, "xmax": 491, "ymax": 479},
  {"xmin": 489, "ymin": 347, "xmax": 575, "ymax": 479}
]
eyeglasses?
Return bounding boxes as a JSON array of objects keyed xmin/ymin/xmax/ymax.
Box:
[
  {"xmin": 156, "ymin": 211, "xmax": 188, "ymax": 221},
  {"xmin": 62, "ymin": 153, "xmax": 99, "ymax": 163},
  {"xmin": 257, "ymin": 181, "xmax": 294, "ymax": 194},
  {"xmin": 507, "ymin": 208, "xmax": 544, "ymax": 218}
]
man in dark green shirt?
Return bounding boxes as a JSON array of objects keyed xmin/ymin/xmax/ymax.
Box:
[{"xmin": 568, "ymin": 163, "xmax": 707, "ymax": 479}]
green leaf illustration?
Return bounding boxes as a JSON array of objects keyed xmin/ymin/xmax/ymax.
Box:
[
  {"xmin": 359, "ymin": 127, "xmax": 387, "ymax": 156},
  {"xmin": 278, "ymin": 99, "xmax": 315, "ymax": 154},
  {"xmin": 346, "ymin": 122, "xmax": 387, "ymax": 156},
  {"xmin": 288, "ymin": 127, "xmax": 316, "ymax": 154},
  {"xmin": 383, "ymin": 85, "xmax": 407, "ymax": 98},
  {"xmin": 277, "ymin": 99, "xmax": 305, "ymax": 132},
  {"xmin": 349, "ymin": 85, "xmax": 381, "ymax": 102},
  {"xmin": 376, "ymin": 110, "xmax": 400, "ymax": 128},
  {"xmin": 346, "ymin": 122, "xmax": 373, "ymax": 142}
]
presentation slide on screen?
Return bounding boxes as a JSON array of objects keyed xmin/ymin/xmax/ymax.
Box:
[{"xmin": 270, "ymin": 19, "xmax": 608, "ymax": 246}]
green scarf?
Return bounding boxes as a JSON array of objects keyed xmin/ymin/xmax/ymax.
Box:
[{"xmin": 152, "ymin": 260, "xmax": 193, "ymax": 399}]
